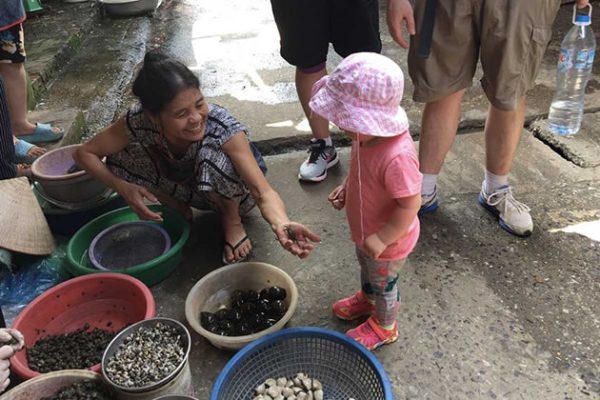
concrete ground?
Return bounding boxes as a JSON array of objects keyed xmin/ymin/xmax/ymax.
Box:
[
  {"xmin": 156, "ymin": 137, "xmax": 600, "ymax": 400},
  {"xmin": 16, "ymin": 0, "xmax": 600, "ymax": 399}
]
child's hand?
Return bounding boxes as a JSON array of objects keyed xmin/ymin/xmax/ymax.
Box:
[
  {"xmin": 328, "ymin": 185, "xmax": 346, "ymax": 210},
  {"xmin": 364, "ymin": 233, "xmax": 387, "ymax": 259}
]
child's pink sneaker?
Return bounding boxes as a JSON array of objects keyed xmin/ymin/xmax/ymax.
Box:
[
  {"xmin": 346, "ymin": 316, "xmax": 398, "ymax": 351},
  {"xmin": 332, "ymin": 290, "xmax": 375, "ymax": 320}
]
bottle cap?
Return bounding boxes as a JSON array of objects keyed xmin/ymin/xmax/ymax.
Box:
[{"xmin": 573, "ymin": 4, "xmax": 592, "ymax": 26}]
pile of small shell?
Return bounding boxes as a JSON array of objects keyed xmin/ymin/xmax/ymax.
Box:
[
  {"xmin": 41, "ymin": 379, "xmax": 114, "ymax": 400},
  {"xmin": 27, "ymin": 325, "xmax": 115, "ymax": 373},
  {"xmin": 105, "ymin": 322, "xmax": 184, "ymax": 388},
  {"xmin": 253, "ymin": 373, "xmax": 355, "ymax": 400}
]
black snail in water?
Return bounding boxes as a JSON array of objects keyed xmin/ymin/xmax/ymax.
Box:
[{"xmin": 201, "ymin": 286, "xmax": 288, "ymax": 336}]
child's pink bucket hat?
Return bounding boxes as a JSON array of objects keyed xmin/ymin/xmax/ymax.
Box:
[{"xmin": 309, "ymin": 52, "xmax": 409, "ymax": 137}]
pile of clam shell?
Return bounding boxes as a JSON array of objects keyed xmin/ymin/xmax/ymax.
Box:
[
  {"xmin": 201, "ymin": 286, "xmax": 288, "ymax": 336},
  {"xmin": 27, "ymin": 325, "xmax": 115, "ymax": 373},
  {"xmin": 105, "ymin": 322, "xmax": 184, "ymax": 388},
  {"xmin": 253, "ymin": 373, "xmax": 356, "ymax": 400}
]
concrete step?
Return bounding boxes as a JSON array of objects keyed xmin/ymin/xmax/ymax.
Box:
[
  {"xmin": 24, "ymin": 2, "xmax": 157, "ymax": 148},
  {"xmin": 25, "ymin": 0, "xmax": 98, "ymax": 108}
]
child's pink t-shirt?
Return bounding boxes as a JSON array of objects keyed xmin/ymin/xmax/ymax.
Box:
[{"xmin": 345, "ymin": 132, "xmax": 422, "ymax": 261}]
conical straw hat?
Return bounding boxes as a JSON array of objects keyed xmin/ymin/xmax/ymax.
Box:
[{"xmin": 0, "ymin": 177, "xmax": 55, "ymax": 255}]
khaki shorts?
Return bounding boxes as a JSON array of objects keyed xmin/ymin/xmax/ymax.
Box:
[{"xmin": 408, "ymin": 0, "xmax": 560, "ymax": 111}]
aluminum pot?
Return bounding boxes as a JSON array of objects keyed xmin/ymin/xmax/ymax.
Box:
[{"xmin": 102, "ymin": 318, "xmax": 194, "ymax": 399}]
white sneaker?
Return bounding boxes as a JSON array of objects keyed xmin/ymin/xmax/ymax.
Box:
[
  {"xmin": 478, "ymin": 184, "xmax": 533, "ymax": 237},
  {"xmin": 419, "ymin": 185, "xmax": 439, "ymax": 216},
  {"xmin": 298, "ymin": 139, "xmax": 338, "ymax": 182}
]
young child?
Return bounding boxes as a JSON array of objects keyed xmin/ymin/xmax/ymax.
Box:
[{"xmin": 309, "ymin": 53, "xmax": 422, "ymax": 350}]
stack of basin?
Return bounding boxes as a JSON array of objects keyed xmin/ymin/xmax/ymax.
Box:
[{"xmin": 31, "ymin": 144, "xmax": 125, "ymax": 235}]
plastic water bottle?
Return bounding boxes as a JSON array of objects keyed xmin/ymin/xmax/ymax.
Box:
[{"xmin": 548, "ymin": 5, "xmax": 596, "ymax": 136}]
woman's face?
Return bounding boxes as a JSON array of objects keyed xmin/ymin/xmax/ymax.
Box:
[{"xmin": 156, "ymin": 87, "xmax": 209, "ymax": 148}]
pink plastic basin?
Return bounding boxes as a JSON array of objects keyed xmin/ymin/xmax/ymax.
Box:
[
  {"xmin": 11, "ymin": 273, "xmax": 156, "ymax": 380},
  {"xmin": 31, "ymin": 144, "xmax": 108, "ymax": 204}
]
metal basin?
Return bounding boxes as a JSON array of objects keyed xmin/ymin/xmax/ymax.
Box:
[{"xmin": 102, "ymin": 318, "xmax": 191, "ymax": 393}]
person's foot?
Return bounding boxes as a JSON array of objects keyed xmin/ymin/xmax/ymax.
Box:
[
  {"xmin": 332, "ymin": 290, "xmax": 375, "ymax": 320},
  {"xmin": 478, "ymin": 183, "xmax": 533, "ymax": 237},
  {"xmin": 419, "ymin": 185, "xmax": 439, "ymax": 216},
  {"xmin": 14, "ymin": 138, "xmax": 46, "ymax": 164},
  {"xmin": 298, "ymin": 139, "xmax": 338, "ymax": 182},
  {"xmin": 346, "ymin": 316, "xmax": 398, "ymax": 351},
  {"xmin": 16, "ymin": 122, "xmax": 62, "ymax": 136},
  {"xmin": 26, "ymin": 144, "xmax": 46, "ymax": 158},
  {"xmin": 222, "ymin": 221, "xmax": 252, "ymax": 264},
  {"xmin": 15, "ymin": 164, "xmax": 32, "ymax": 178},
  {"xmin": 15, "ymin": 123, "xmax": 63, "ymax": 144}
]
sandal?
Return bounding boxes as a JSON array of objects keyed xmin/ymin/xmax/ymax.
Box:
[
  {"xmin": 14, "ymin": 139, "xmax": 45, "ymax": 164},
  {"xmin": 222, "ymin": 235, "xmax": 251, "ymax": 265},
  {"xmin": 17, "ymin": 123, "xmax": 63, "ymax": 144}
]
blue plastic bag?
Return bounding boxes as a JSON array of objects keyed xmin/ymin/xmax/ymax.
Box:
[{"xmin": 0, "ymin": 245, "xmax": 67, "ymax": 327}]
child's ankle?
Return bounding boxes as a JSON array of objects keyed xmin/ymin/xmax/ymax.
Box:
[
  {"xmin": 359, "ymin": 290, "xmax": 375, "ymax": 304},
  {"xmin": 373, "ymin": 317, "xmax": 396, "ymax": 331}
]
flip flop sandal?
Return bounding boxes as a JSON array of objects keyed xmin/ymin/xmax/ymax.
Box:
[
  {"xmin": 17, "ymin": 123, "xmax": 64, "ymax": 144},
  {"xmin": 14, "ymin": 139, "xmax": 40, "ymax": 164},
  {"xmin": 222, "ymin": 235, "xmax": 251, "ymax": 265}
]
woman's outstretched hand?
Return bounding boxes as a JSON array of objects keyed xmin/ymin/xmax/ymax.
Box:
[
  {"xmin": 274, "ymin": 222, "xmax": 321, "ymax": 258},
  {"xmin": 116, "ymin": 181, "xmax": 163, "ymax": 222}
]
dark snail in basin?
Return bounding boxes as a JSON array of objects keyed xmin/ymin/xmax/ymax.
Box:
[{"xmin": 200, "ymin": 287, "xmax": 288, "ymax": 336}]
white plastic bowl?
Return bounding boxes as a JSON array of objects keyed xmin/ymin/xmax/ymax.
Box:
[{"xmin": 185, "ymin": 262, "xmax": 298, "ymax": 351}]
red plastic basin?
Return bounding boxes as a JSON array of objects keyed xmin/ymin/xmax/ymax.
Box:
[{"xmin": 10, "ymin": 273, "xmax": 155, "ymax": 380}]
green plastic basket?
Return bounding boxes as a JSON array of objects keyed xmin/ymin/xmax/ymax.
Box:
[{"xmin": 66, "ymin": 205, "xmax": 190, "ymax": 286}]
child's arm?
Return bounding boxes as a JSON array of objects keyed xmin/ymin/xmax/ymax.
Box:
[{"xmin": 363, "ymin": 193, "xmax": 421, "ymax": 259}]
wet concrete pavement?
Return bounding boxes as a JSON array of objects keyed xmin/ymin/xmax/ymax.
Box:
[
  {"xmin": 19, "ymin": 0, "xmax": 600, "ymax": 398},
  {"xmin": 156, "ymin": 0, "xmax": 600, "ymax": 142}
]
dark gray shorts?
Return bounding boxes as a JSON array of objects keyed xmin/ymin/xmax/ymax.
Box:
[{"xmin": 269, "ymin": 0, "xmax": 382, "ymax": 69}]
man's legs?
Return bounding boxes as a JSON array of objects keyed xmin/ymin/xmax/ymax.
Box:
[
  {"xmin": 419, "ymin": 89, "xmax": 465, "ymax": 174},
  {"xmin": 296, "ymin": 65, "xmax": 339, "ymax": 182},
  {"xmin": 417, "ymin": 89, "xmax": 465, "ymax": 214},
  {"xmin": 296, "ymin": 67, "xmax": 329, "ymax": 141},
  {"xmin": 479, "ymin": 96, "xmax": 533, "ymax": 237},
  {"xmin": 484, "ymin": 97, "xmax": 526, "ymax": 176}
]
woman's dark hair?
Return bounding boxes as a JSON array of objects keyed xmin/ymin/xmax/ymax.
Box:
[{"xmin": 132, "ymin": 52, "xmax": 200, "ymax": 114}]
